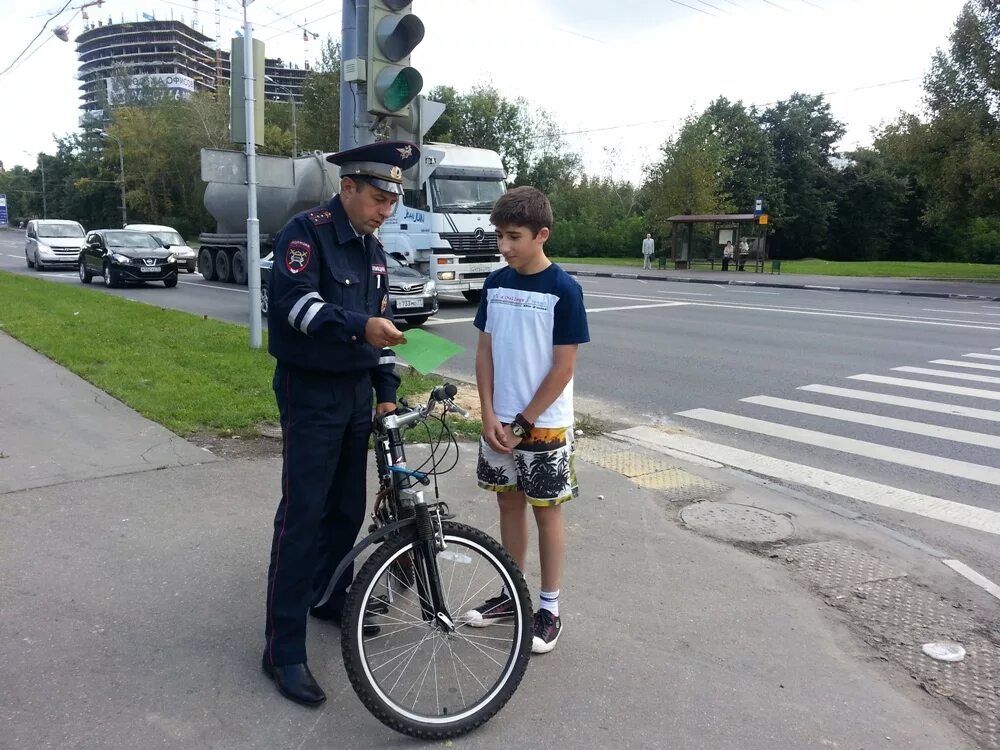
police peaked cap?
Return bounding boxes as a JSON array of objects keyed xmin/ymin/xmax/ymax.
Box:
[{"xmin": 327, "ymin": 141, "xmax": 421, "ymax": 195}]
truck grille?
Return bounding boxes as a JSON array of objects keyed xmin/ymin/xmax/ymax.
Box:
[{"xmin": 439, "ymin": 232, "xmax": 499, "ymax": 256}]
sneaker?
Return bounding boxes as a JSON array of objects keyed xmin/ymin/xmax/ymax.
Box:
[
  {"xmin": 531, "ymin": 609, "xmax": 562, "ymax": 654},
  {"xmin": 461, "ymin": 593, "xmax": 515, "ymax": 628}
]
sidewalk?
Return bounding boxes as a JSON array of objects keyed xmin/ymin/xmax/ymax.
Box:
[
  {"xmin": 560, "ymin": 261, "xmax": 1000, "ymax": 301},
  {"xmin": 0, "ymin": 332, "xmax": 978, "ymax": 749}
]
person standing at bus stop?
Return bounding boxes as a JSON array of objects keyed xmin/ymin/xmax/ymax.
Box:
[
  {"xmin": 261, "ymin": 141, "xmax": 419, "ymax": 707},
  {"xmin": 641, "ymin": 232, "xmax": 655, "ymax": 269}
]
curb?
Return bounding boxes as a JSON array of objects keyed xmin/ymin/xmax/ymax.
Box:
[{"xmin": 565, "ymin": 270, "xmax": 1000, "ymax": 302}]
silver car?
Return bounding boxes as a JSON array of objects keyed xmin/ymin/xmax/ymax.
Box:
[
  {"xmin": 25, "ymin": 219, "xmax": 87, "ymax": 271},
  {"xmin": 125, "ymin": 224, "xmax": 198, "ymax": 273}
]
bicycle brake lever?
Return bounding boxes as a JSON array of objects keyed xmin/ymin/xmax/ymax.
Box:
[{"xmin": 447, "ymin": 400, "xmax": 469, "ymax": 418}]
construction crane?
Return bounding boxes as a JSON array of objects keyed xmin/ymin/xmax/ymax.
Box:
[{"xmin": 296, "ymin": 20, "xmax": 318, "ymax": 70}]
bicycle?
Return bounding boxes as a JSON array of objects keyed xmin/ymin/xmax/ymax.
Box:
[{"xmin": 330, "ymin": 383, "xmax": 532, "ymax": 739}]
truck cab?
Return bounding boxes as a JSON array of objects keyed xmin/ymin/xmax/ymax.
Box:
[{"xmin": 378, "ymin": 142, "xmax": 507, "ymax": 302}]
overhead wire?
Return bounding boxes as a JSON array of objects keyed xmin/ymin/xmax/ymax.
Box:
[{"xmin": 0, "ymin": 0, "xmax": 73, "ymax": 78}]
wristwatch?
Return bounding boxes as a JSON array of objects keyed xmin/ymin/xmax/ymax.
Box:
[{"xmin": 511, "ymin": 413, "xmax": 533, "ymax": 438}]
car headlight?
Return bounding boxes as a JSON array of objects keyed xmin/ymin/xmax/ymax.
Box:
[
  {"xmin": 111, "ymin": 253, "xmax": 131, "ymax": 264},
  {"xmin": 165, "ymin": 254, "xmax": 176, "ymax": 264},
  {"xmin": 424, "ymin": 279, "xmax": 436, "ymax": 295},
  {"xmin": 37, "ymin": 243, "xmax": 50, "ymax": 252}
]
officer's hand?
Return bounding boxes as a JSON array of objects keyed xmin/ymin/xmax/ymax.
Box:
[
  {"xmin": 364, "ymin": 317, "xmax": 406, "ymax": 349},
  {"xmin": 375, "ymin": 401, "xmax": 396, "ymax": 416}
]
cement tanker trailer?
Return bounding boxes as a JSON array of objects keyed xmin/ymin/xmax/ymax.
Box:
[{"xmin": 198, "ymin": 143, "xmax": 506, "ymax": 301}]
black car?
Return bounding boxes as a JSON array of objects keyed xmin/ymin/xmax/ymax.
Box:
[
  {"xmin": 78, "ymin": 230, "xmax": 179, "ymax": 288},
  {"xmin": 259, "ymin": 253, "xmax": 438, "ymax": 326}
]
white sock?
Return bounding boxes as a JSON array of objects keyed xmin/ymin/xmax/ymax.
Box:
[{"xmin": 539, "ymin": 589, "xmax": 559, "ymax": 617}]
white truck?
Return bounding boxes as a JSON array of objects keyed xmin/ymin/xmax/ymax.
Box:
[{"xmin": 198, "ymin": 141, "xmax": 506, "ymax": 301}]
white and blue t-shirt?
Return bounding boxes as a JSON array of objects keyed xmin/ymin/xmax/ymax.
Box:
[{"xmin": 474, "ymin": 263, "xmax": 590, "ymax": 428}]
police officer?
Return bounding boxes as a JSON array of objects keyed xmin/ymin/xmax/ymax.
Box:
[{"xmin": 261, "ymin": 141, "xmax": 420, "ymax": 707}]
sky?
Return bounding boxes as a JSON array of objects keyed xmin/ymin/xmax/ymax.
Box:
[{"xmin": 0, "ymin": 0, "xmax": 970, "ymax": 186}]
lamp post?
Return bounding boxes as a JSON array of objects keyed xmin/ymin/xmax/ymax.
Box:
[
  {"xmin": 23, "ymin": 151, "xmax": 47, "ymax": 219},
  {"xmin": 243, "ymin": 0, "xmax": 263, "ymax": 350},
  {"xmin": 100, "ymin": 132, "xmax": 127, "ymax": 226},
  {"xmin": 265, "ymin": 75, "xmax": 297, "ymax": 158}
]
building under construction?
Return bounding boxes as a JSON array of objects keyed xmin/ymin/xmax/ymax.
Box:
[{"xmin": 75, "ymin": 18, "xmax": 308, "ymax": 123}]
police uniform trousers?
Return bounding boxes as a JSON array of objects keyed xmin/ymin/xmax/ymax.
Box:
[{"xmin": 265, "ymin": 364, "xmax": 372, "ymax": 666}]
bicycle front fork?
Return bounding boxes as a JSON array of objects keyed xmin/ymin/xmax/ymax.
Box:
[{"xmin": 407, "ymin": 499, "xmax": 455, "ymax": 631}]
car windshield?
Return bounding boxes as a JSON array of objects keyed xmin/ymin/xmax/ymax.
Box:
[
  {"xmin": 148, "ymin": 230, "xmax": 184, "ymax": 246},
  {"xmin": 38, "ymin": 223, "xmax": 84, "ymax": 238},
  {"xmin": 105, "ymin": 231, "xmax": 162, "ymax": 249},
  {"xmin": 430, "ymin": 177, "xmax": 505, "ymax": 211}
]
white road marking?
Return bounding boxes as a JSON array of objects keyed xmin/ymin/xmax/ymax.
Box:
[
  {"xmin": 893, "ymin": 366, "xmax": 1000, "ymax": 385},
  {"xmin": 425, "ymin": 316, "xmax": 476, "ymax": 326},
  {"xmin": 941, "ymin": 560, "xmax": 1000, "ymax": 602},
  {"xmin": 676, "ymin": 408, "xmax": 1000, "ymax": 486},
  {"xmin": 618, "ymin": 426, "xmax": 1000, "ymax": 536},
  {"xmin": 965, "ymin": 353, "xmax": 1000, "ymax": 361},
  {"xmin": 7, "ymin": 254, "xmax": 23, "ymax": 259},
  {"xmin": 931, "ymin": 359, "xmax": 1000, "ymax": 372},
  {"xmin": 721, "ymin": 289, "xmax": 780, "ymax": 295},
  {"xmin": 585, "ymin": 302, "xmax": 688, "ymax": 313},
  {"xmin": 799, "ymin": 384, "xmax": 1000, "ymax": 422},
  {"xmin": 849, "ymin": 374, "xmax": 1000, "ymax": 401},
  {"xmin": 178, "ymin": 280, "xmax": 248, "ymax": 294},
  {"xmin": 923, "ymin": 308, "xmax": 1000, "ymax": 317},
  {"xmin": 742, "ymin": 394, "xmax": 1000, "ymax": 449},
  {"xmin": 654, "ymin": 289, "xmax": 714, "ymax": 296}
]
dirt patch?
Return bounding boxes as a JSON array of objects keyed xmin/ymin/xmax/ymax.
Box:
[{"xmin": 187, "ymin": 430, "xmax": 281, "ymax": 460}]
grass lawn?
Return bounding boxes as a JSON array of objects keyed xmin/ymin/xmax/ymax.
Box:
[
  {"xmin": 549, "ymin": 257, "xmax": 1000, "ymax": 280},
  {"xmin": 0, "ymin": 271, "xmax": 479, "ymax": 439}
]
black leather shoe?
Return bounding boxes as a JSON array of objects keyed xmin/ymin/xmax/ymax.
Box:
[
  {"xmin": 309, "ymin": 606, "xmax": 382, "ymax": 637},
  {"xmin": 261, "ymin": 654, "xmax": 326, "ymax": 707}
]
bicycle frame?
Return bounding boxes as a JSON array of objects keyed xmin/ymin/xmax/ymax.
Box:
[{"xmin": 324, "ymin": 389, "xmax": 465, "ymax": 629}]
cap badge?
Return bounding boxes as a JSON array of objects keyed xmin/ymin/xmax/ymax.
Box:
[{"xmin": 396, "ymin": 145, "xmax": 413, "ymax": 159}]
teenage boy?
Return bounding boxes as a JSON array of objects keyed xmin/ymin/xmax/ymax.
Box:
[{"xmin": 464, "ymin": 186, "xmax": 590, "ymax": 654}]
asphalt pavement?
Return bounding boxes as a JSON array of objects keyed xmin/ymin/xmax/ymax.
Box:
[{"xmin": 0, "ymin": 329, "xmax": 981, "ymax": 749}]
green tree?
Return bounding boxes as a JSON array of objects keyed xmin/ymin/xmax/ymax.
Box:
[
  {"xmin": 297, "ymin": 37, "xmax": 340, "ymax": 152},
  {"xmin": 759, "ymin": 93, "xmax": 845, "ymax": 258}
]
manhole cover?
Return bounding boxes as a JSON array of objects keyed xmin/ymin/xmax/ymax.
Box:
[{"xmin": 680, "ymin": 502, "xmax": 794, "ymax": 542}]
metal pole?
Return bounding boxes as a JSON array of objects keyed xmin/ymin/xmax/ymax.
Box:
[
  {"xmin": 290, "ymin": 92, "xmax": 298, "ymax": 158},
  {"xmin": 117, "ymin": 141, "xmax": 127, "ymax": 225},
  {"xmin": 39, "ymin": 156, "xmax": 47, "ymax": 219},
  {"xmin": 243, "ymin": 0, "xmax": 262, "ymax": 349},
  {"xmin": 356, "ymin": 0, "xmax": 370, "ymax": 147},
  {"xmin": 339, "ymin": 0, "xmax": 357, "ymax": 151}
]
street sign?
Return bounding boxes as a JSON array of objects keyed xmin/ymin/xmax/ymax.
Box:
[
  {"xmin": 754, "ymin": 195, "xmax": 764, "ymax": 218},
  {"xmin": 758, "ymin": 213, "xmax": 769, "ymax": 225},
  {"xmin": 0, "ymin": 194, "xmax": 8, "ymax": 227}
]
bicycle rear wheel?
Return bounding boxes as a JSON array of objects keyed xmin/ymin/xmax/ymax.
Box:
[{"xmin": 342, "ymin": 521, "xmax": 531, "ymax": 739}]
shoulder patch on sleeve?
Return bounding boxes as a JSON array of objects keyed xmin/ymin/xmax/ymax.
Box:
[
  {"xmin": 285, "ymin": 240, "xmax": 312, "ymax": 274},
  {"xmin": 306, "ymin": 208, "xmax": 333, "ymax": 225}
]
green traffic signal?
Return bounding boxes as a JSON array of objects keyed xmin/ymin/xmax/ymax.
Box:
[{"xmin": 376, "ymin": 66, "xmax": 424, "ymax": 112}]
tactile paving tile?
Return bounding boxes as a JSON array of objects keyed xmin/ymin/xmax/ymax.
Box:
[
  {"xmin": 784, "ymin": 540, "xmax": 999, "ymax": 748},
  {"xmin": 782, "ymin": 540, "xmax": 906, "ymax": 590}
]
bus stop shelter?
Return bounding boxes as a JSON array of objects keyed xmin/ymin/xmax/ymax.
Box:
[{"xmin": 667, "ymin": 213, "xmax": 768, "ymax": 271}]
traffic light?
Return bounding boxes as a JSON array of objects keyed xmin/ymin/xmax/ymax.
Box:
[{"xmin": 367, "ymin": 1, "xmax": 424, "ymax": 116}]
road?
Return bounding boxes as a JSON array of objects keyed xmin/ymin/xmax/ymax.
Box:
[{"xmin": 4, "ymin": 231, "xmax": 1000, "ymax": 595}]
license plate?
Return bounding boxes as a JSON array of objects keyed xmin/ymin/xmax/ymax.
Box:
[
  {"xmin": 395, "ymin": 298, "xmax": 424, "ymax": 309},
  {"xmin": 461, "ymin": 264, "xmax": 494, "ymax": 274},
  {"xmin": 140, "ymin": 266, "xmax": 160, "ymax": 273}
]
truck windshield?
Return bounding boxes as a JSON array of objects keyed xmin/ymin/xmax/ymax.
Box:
[{"xmin": 430, "ymin": 177, "xmax": 505, "ymax": 212}]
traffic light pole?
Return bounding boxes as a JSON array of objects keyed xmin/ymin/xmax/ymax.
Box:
[
  {"xmin": 243, "ymin": 0, "xmax": 263, "ymax": 350},
  {"xmin": 340, "ymin": 0, "xmax": 373, "ymax": 151}
]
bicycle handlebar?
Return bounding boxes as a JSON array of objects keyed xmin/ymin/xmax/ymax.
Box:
[{"xmin": 380, "ymin": 383, "xmax": 466, "ymax": 431}]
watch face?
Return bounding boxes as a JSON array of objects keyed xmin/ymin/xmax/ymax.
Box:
[{"xmin": 511, "ymin": 422, "xmax": 526, "ymax": 438}]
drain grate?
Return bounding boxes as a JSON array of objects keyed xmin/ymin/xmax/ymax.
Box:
[
  {"xmin": 680, "ymin": 502, "xmax": 794, "ymax": 543},
  {"xmin": 784, "ymin": 541, "xmax": 1000, "ymax": 748}
]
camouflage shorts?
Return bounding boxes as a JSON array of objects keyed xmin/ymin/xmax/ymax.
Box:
[{"xmin": 476, "ymin": 426, "xmax": 578, "ymax": 507}]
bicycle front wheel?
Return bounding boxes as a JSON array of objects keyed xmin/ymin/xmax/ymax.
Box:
[{"xmin": 342, "ymin": 521, "xmax": 532, "ymax": 739}]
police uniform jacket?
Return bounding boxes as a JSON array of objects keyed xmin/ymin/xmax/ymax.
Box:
[{"xmin": 267, "ymin": 195, "xmax": 400, "ymax": 403}]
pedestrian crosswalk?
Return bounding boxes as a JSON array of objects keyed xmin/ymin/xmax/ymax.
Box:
[{"xmin": 622, "ymin": 348, "xmax": 1000, "ymax": 536}]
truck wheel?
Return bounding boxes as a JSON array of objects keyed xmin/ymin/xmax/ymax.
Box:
[
  {"xmin": 199, "ymin": 248, "xmax": 217, "ymax": 280},
  {"xmin": 462, "ymin": 290, "xmax": 482, "ymax": 303},
  {"xmin": 214, "ymin": 250, "xmax": 232, "ymax": 283},
  {"xmin": 231, "ymin": 250, "xmax": 248, "ymax": 285}
]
